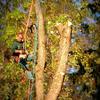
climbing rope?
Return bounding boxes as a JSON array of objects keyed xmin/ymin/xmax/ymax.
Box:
[
  {"xmin": 33, "ymin": 23, "xmax": 38, "ymax": 68},
  {"xmin": 21, "ymin": 0, "xmax": 36, "ymax": 99},
  {"xmin": 29, "ymin": 20, "xmax": 38, "ymax": 100},
  {"xmin": 19, "ymin": 0, "xmax": 38, "ymax": 99}
]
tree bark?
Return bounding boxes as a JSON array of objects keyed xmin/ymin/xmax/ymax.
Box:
[
  {"xmin": 45, "ymin": 21, "xmax": 72, "ymax": 100},
  {"xmin": 35, "ymin": 0, "xmax": 46, "ymax": 100}
]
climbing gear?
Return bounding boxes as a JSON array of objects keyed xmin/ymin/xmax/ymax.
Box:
[{"xmin": 28, "ymin": 21, "xmax": 38, "ymax": 100}]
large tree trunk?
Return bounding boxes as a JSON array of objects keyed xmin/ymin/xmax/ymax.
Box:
[
  {"xmin": 45, "ymin": 21, "xmax": 72, "ymax": 100},
  {"xmin": 35, "ymin": 0, "xmax": 46, "ymax": 100}
]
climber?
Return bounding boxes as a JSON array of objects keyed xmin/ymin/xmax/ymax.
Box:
[{"xmin": 12, "ymin": 32, "xmax": 33, "ymax": 80}]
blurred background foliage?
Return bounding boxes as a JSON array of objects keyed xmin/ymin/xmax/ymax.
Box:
[{"xmin": 0, "ymin": 0, "xmax": 100, "ymax": 100}]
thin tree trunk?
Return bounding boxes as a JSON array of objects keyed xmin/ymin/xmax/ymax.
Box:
[
  {"xmin": 45, "ymin": 22, "xmax": 72, "ymax": 100},
  {"xmin": 24, "ymin": 0, "xmax": 33, "ymax": 50},
  {"xmin": 35, "ymin": 0, "xmax": 46, "ymax": 100}
]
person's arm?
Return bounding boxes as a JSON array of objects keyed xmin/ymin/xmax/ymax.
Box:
[
  {"xmin": 15, "ymin": 49, "xmax": 23, "ymax": 54},
  {"xmin": 12, "ymin": 41, "xmax": 27, "ymax": 58},
  {"xmin": 12, "ymin": 40, "xmax": 23, "ymax": 53}
]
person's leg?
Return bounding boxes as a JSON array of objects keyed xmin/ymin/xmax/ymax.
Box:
[
  {"xmin": 27, "ymin": 54, "xmax": 33, "ymax": 61},
  {"xmin": 19, "ymin": 58, "xmax": 34, "ymax": 80},
  {"xmin": 19, "ymin": 58, "xmax": 30, "ymax": 70},
  {"xmin": 25, "ymin": 70, "xmax": 34, "ymax": 80}
]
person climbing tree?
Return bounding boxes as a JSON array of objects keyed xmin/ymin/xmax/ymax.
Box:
[{"xmin": 12, "ymin": 32, "xmax": 33, "ymax": 80}]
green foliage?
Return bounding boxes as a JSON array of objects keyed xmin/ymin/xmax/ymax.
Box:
[
  {"xmin": 8, "ymin": 9, "xmax": 24, "ymax": 20},
  {"xmin": 0, "ymin": 0, "xmax": 100, "ymax": 99},
  {"xmin": 0, "ymin": 0, "xmax": 33, "ymax": 99},
  {"xmin": 0, "ymin": 62, "xmax": 28, "ymax": 99},
  {"xmin": 45, "ymin": 1, "xmax": 100, "ymax": 99}
]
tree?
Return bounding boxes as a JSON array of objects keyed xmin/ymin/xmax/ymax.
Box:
[
  {"xmin": 35, "ymin": 0, "xmax": 46, "ymax": 100},
  {"xmin": 46, "ymin": 21, "xmax": 72, "ymax": 100},
  {"xmin": 0, "ymin": 0, "xmax": 100, "ymax": 100}
]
